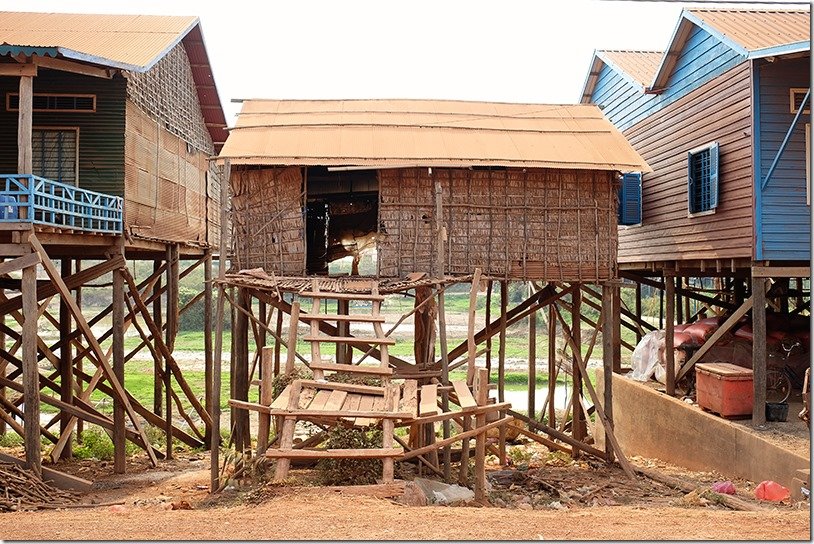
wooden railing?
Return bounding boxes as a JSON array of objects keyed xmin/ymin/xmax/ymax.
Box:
[{"xmin": 0, "ymin": 174, "xmax": 122, "ymax": 234}]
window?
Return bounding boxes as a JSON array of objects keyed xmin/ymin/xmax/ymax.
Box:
[
  {"xmin": 687, "ymin": 142, "xmax": 719, "ymax": 215},
  {"xmin": 32, "ymin": 128, "xmax": 79, "ymax": 185},
  {"xmin": 790, "ymin": 88, "xmax": 810, "ymax": 115},
  {"xmin": 7, "ymin": 93, "xmax": 96, "ymax": 113},
  {"xmin": 618, "ymin": 172, "xmax": 642, "ymax": 225}
]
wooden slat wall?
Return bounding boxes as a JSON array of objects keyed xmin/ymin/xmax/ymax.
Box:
[
  {"xmin": 123, "ymin": 101, "xmax": 211, "ymax": 245},
  {"xmin": 379, "ymin": 167, "xmax": 617, "ymax": 282},
  {"xmin": 618, "ymin": 62, "xmax": 754, "ymax": 264},
  {"xmin": 230, "ymin": 166, "xmax": 305, "ymax": 274}
]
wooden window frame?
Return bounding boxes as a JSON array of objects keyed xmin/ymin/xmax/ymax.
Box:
[
  {"xmin": 790, "ymin": 88, "xmax": 810, "ymax": 115},
  {"xmin": 687, "ymin": 141, "xmax": 720, "ymax": 217},
  {"xmin": 6, "ymin": 92, "xmax": 96, "ymax": 113},
  {"xmin": 32, "ymin": 126, "xmax": 80, "ymax": 186}
]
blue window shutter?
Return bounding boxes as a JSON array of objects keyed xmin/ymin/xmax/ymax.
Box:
[
  {"xmin": 618, "ymin": 172, "xmax": 642, "ymax": 225},
  {"xmin": 708, "ymin": 142, "xmax": 719, "ymax": 210}
]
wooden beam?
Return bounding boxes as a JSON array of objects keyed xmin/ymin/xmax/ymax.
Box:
[
  {"xmin": 0, "ymin": 252, "xmax": 40, "ymax": 277},
  {"xmin": 676, "ymin": 294, "xmax": 758, "ymax": 381},
  {"xmin": 0, "ymin": 63, "xmax": 37, "ymax": 77},
  {"xmin": 33, "ymin": 56, "xmax": 111, "ymax": 79},
  {"xmin": 751, "ymin": 266, "xmax": 810, "ymax": 278},
  {"xmin": 18, "ymin": 75, "xmax": 33, "ymax": 174},
  {"xmin": 28, "ymin": 235, "xmax": 158, "ymax": 466},
  {"xmin": 21, "ymin": 261, "xmax": 40, "ymax": 476}
]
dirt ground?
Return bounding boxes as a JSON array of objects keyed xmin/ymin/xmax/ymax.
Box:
[{"xmin": 0, "ymin": 447, "xmax": 810, "ymax": 541}]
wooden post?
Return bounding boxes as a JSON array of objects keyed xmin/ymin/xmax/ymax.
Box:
[
  {"xmin": 466, "ymin": 268, "xmax": 482, "ymax": 385},
  {"xmin": 257, "ymin": 346, "xmax": 274, "ymax": 454},
  {"xmin": 601, "ymin": 282, "xmax": 614, "ymax": 462},
  {"xmin": 474, "ymin": 367, "xmax": 488, "ymax": 502},
  {"xmin": 485, "ymin": 281, "xmax": 492, "ymax": 376},
  {"xmin": 234, "ymin": 287, "xmax": 250, "ymax": 452},
  {"xmin": 752, "ymin": 275, "xmax": 768, "ymax": 425},
  {"xmin": 0, "ymin": 282, "xmax": 5, "ymax": 436},
  {"xmin": 285, "ymin": 301, "xmax": 300, "ymax": 375},
  {"xmin": 211, "ymin": 159, "xmax": 230, "ymax": 491},
  {"xmin": 22, "ymin": 260, "xmax": 40, "ymax": 476},
  {"xmin": 676, "ymin": 277, "xmax": 684, "ymax": 324},
  {"xmin": 438, "ymin": 289, "xmax": 451, "ymax": 482},
  {"xmin": 203, "ymin": 251, "xmax": 213, "ymax": 444},
  {"xmin": 527, "ymin": 283, "xmax": 536, "ymax": 429},
  {"xmin": 75, "ymin": 260, "xmax": 83, "ymax": 442},
  {"xmin": 152, "ymin": 260, "xmax": 163, "ymax": 417},
  {"xmin": 164, "ymin": 245, "xmax": 179, "ymax": 459},
  {"xmin": 112, "ymin": 262, "xmax": 126, "ymax": 473},
  {"xmin": 683, "ymin": 277, "xmax": 692, "ymax": 322},
  {"xmin": 547, "ymin": 303, "xmax": 556, "ymax": 426},
  {"xmin": 665, "ymin": 274, "xmax": 676, "ymax": 396},
  {"xmin": 58, "ymin": 258, "xmax": 73, "ymax": 459},
  {"xmin": 612, "ymin": 284, "xmax": 622, "ymax": 373},
  {"xmin": 658, "ymin": 287, "xmax": 664, "ymax": 329},
  {"xmin": 274, "ymin": 307, "xmax": 283, "ymax": 377},
  {"xmin": 734, "ymin": 277, "xmax": 746, "ymax": 307},
  {"xmin": 571, "ymin": 287, "xmax": 584, "ymax": 456},
  {"xmin": 336, "ymin": 299, "xmax": 349, "ymax": 364},
  {"xmin": 634, "ymin": 282, "xmax": 642, "ymax": 343},
  {"xmin": 497, "ymin": 280, "xmax": 507, "ymax": 465},
  {"xmin": 18, "ymin": 75, "xmax": 33, "ymax": 174}
]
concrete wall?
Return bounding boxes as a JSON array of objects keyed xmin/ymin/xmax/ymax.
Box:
[{"xmin": 595, "ymin": 371, "xmax": 809, "ymax": 490}]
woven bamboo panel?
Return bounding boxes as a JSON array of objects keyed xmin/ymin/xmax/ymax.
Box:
[
  {"xmin": 124, "ymin": 101, "xmax": 213, "ymax": 245},
  {"xmin": 378, "ymin": 167, "xmax": 617, "ymax": 282},
  {"xmin": 231, "ymin": 166, "xmax": 305, "ymax": 274}
]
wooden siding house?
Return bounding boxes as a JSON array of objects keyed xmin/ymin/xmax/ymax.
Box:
[
  {"xmin": 581, "ymin": 8, "xmax": 810, "ymax": 423},
  {"xmin": 0, "ymin": 12, "xmax": 226, "ymax": 477}
]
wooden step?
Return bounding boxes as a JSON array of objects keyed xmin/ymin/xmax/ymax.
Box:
[
  {"xmin": 299, "ymin": 291, "xmax": 385, "ymax": 302},
  {"xmin": 309, "ymin": 361, "xmax": 393, "ymax": 376},
  {"xmin": 302, "ymin": 313, "xmax": 386, "ymax": 323},
  {"xmin": 304, "ymin": 335, "xmax": 396, "ymax": 345},
  {"xmin": 269, "ymin": 408, "xmax": 411, "ymax": 419},
  {"xmin": 266, "ymin": 447, "xmax": 403, "ymax": 459}
]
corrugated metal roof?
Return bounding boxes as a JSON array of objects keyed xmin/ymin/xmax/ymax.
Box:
[
  {"xmin": 219, "ymin": 99, "xmax": 651, "ymax": 172},
  {"xmin": 0, "ymin": 12, "xmax": 197, "ymax": 70},
  {"xmin": 690, "ymin": 8, "xmax": 810, "ymax": 52},
  {"xmin": 0, "ymin": 11, "xmax": 227, "ymax": 152},
  {"xmin": 599, "ymin": 50, "xmax": 663, "ymax": 87}
]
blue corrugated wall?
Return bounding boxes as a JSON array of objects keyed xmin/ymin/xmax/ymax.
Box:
[
  {"xmin": 756, "ymin": 55, "xmax": 811, "ymax": 261},
  {"xmin": 591, "ymin": 25, "xmax": 746, "ymax": 131}
]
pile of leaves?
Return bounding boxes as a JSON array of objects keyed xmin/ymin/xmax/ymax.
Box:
[{"xmin": 316, "ymin": 426, "xmax": 383, "ymax": 486}]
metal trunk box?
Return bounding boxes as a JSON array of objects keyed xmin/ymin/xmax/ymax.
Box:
[{"xmin": 696, "ymin": 362, "xmax": 754, "ymax": 417}]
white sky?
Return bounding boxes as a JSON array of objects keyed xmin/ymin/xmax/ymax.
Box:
[{"xmin": 1, "ymin": 1, "xmax": 807, "ymax": 122}]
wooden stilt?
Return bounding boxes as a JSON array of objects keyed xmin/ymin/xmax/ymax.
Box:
[
  {"xmin": 112, "ymin": 260, "xmax": 126, "ymax": 473},
  {"xmin": 601, "ymin": 282, "xmax": 614, "ymax": 462},
  {"xmin": 152, "ymin": 260, "xmax": 163, "ymax": 417},
  {"xmin": 0, "ymin": 279, "xmax": 5, "ymax": 436},
  {"xmin": 274, "ymin": 308, "xmax": 283, "ymax": 377},
  {"xmin": 438, "ymin": 289, "xmax": 451, "ymax": 481},
  {"xmin": 22, "ymin": 259, "xmax": 40, "ymax": 476},
  {"xmin": 466, "ymin": 268, "xmax": 482, "ymax": 385},
  {"xmin": 658, "ymin": 286, "xmax": 664, "ymax": 329},
  {"xmin": 203, "ymin": 251, "xmax": 213, "ymax": 444},
  {"xmin": 485, "ymin": 281, "xmax": 492, "ymax": 376},
  {"xmin": 752, "ymin": 274, "xmax": 768, "ymax": 425},
  {"xmin": 547, "ymin": 302, "xmax": 556, "ymax": 426},
  {"xmin": 527, "ymin": 282, "xmax": 536, "ymax": 430},
  {"xmin": 635, "ymin": 282, "xmax": 642, "ymax": 343},
  {"xmin": 336, "ymin": 299, "xmax": 349, "ymax": 364},
  {"xmin": 165, "ymin": 245, "xmax": 180, "ymax": 459},
  {"xmin": 497, "ymin": 280, "xmax": 507, "ymax": 465},
  {"xmin": 285, "ymin": 302, "xmax": 300, "ymax": 374},
  {"xmin": 676, "ymin": 277, "xmax": 684, "ymax": 324},
  {"xmin": 257, "ymin": 346, "xmax": 274, "ymax": 454},
  {"xmin": 58, "ymin": 258, "xmax": 73, "ymax": 459},
  {"xmin": 234, "ymin": 288, "xmax": 251, "ymax": 452},
  {"xmin": 612, "ymin": 284, "xmax": 622, "ymax": 373},
  {"xmin": 571, "ymin": 287, "xmax": 584, "ymax": 456},
  {"xmin": 474, "ymin": 368, "xmax": 488, "ymax": 502},
  {"xmin": 665, "ymin": 275, "xmax": 676, "ymax": 397},
  {"xmin": 74, "ymin": 259, "xmax": 83, "ymax": 442}
]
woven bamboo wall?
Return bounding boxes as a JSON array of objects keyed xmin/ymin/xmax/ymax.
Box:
[
  {"xmin": 378, "ymin": 168, "xmax": 618, "ymax": 282},
  {"xmin": 124, "ymin": 43, "xmax": 221, "ymax": 246},
  {"xmin": 230, "ymin": 166, "xmax": 304, "ymax": 274},
  {"xmin": 124, "ymin": 101, "xmax": 212, "ymax": 245}
]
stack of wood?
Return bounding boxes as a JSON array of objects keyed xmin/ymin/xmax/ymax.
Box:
[{"xmin": 0, "ymin": 463, "xmax": 79, "ymax": 511}]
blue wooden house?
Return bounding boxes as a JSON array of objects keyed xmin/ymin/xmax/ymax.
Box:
[{"xmin": 582, "ymin": 8, "xmax": 810, "ymax": 424}]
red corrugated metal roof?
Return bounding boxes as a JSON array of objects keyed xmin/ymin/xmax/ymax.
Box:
[
  {"xmin": 599, "ymin": 50, "xmax": 663, "ymax": 87},
  {"xmin": 220, "ymin": 99, "xmax": 651, "ymax": 172},
  {"xmin": 690, "ymin": 8, "xmax": 810, "ymax": 52}
]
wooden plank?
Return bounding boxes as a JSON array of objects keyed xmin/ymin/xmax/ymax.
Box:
[
  {"xmin": 298, "ymin": 380, "xmax": 385, "ymax": 396},
  {"xmin": 466, "ymin": 268, "xmax": 483, "ymax": 385},
  {"xmin": 342, "ymin": 393, "xmax": 362, "ymax": 412},
  {"xmin": 269, "ymin": 384, "xmax": 292, "ymax": 410},
  {"xmin": 676, "ymin": 294, "xmax": 757, "ymax": 381},
  {"xmin": 0, "ymin": 253, "xmax": 40, "ymax": 277},
  {"xmin": 33, "ymin": 55, "xmax": 110, "ymax": 79},
  {"xmin": 21, "ymin": 262, "xmax": 40, "ymax": 476},
  {"xmin": 267, "ymin": 448, "xmax": 403, "ymax": 459},
  {"xmin": 269, "ymin": 408, "xmax": 411, "ymax": 420},
  {"xmin": 323, "ymin": 390, "xmax": 348, "ymax": 412},
  {"xmin": 273, "ymin": 380, "xmax": 302, "ymax": 481},
  {"xmin": 355, "ymin": 395, "xmax": 376, "ymax": 427},
  {"xmin": 303, "ymin": 335, "xmax": 396, "ymax": 345},
  {"xmin": 0, "ymin": 452, "xmax": 91, "ymax": 492},
  {"xmin": 298, "ymin": 291, "xmax": 385, "ymax": 301},
  {"xmin": 452, "ymin": 381, "xmax": 477, "ymax": 411},
  {"xmin": 401, "ymin": 379, "xmax": 418, "ymax": 418},
  {"xmin": 419, "ymin": 384, "xmax": 438, "ymax": 416},
  {"xmin": 308, "ymin": 390, "xmax": 333, "ymax": 411},
  {"xmin": 301, "ymin": 313, "xmax": 385, "ymax": 323},
  {"xmin": 309, "ymin": 361, "xmax": 393, "ymax": 376},
  {"xmin": 751, "ymin": 266, "xmax": 810, "ymax": 278},
  {"xmin": 28, "ymin": 236, "xmax": 158, "ymax": 466}
]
